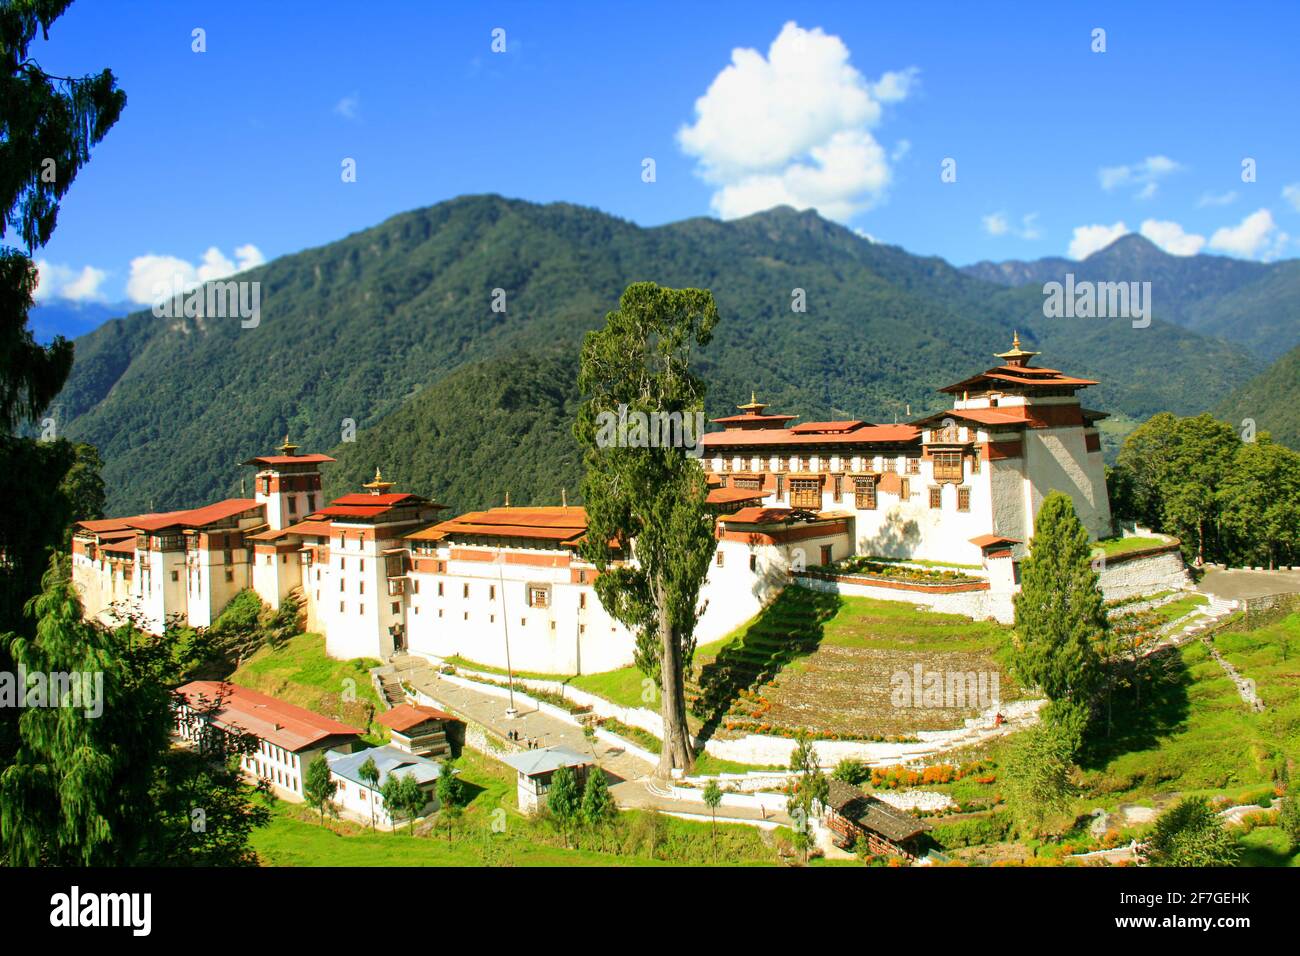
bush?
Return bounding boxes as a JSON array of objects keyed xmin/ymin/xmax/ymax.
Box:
[
  {"xmin": 931, "ymin": 812, "xmax": 1012, "ymax": 849},
  {"xmin": 833, "ymin": 758, "xmax": 870, "ymax": 787}
]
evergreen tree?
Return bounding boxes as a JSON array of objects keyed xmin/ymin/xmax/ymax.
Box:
[
  {"xmin": 786, "ymin": 731, "xmax": 829, "ymax": 861},
  {"xmin": 435, "ymin": 758, "xmax": 463, "ymax": 810},
  {"xmin": 380, "ymin": 773, "xmax": 426, "ymax": 834},
  {"xmin": 0, "ymin": 555, "xmax": 170, "ymax": 865},
  {"xmin": 1002, "ymin": 719, "xmax": 1075, "ymax": 837},
  {"xmin": 1011, "ymin": 491, "xmax": 1106, "ymax": 706},
  {"xmin": 581, "ymin": 766, "xmax": 615, "ymax": 827},
  {"xmin": 547, "ymin": 764, "xmax": 581, "ymax": 846},
  {"xmin": 358, "ymin": 756, "xmax": 379, "ymax": 830},
  {"xmin": 303, "ymin": 755, "xmax": 337, "ymax": 826},
  {"xmin": 574, "ymin": 282, "xmax": 720, "ymax": 777},
  {"xmin": 1140, "ymin": 797, "xmax": 1240, "ymax": 867},
  {"xmin": 702, "ymin": 779, "xmax": 723, "ymax": 863}
]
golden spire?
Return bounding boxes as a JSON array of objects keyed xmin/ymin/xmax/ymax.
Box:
[
  {"xmin": 737, "ymin": 390, "xmax": 767, "ymax": 414},
  {"xmin": 504, "ymin": 490, "xmax": 511, "ymax": 508},
  {"xmin": 363, "ymin": 467, "xmax": 395, "ymax": 494},
  {"xmin": 995, "ymin": 331, "xmax": 1038, "ymax": 366},
  {"xmin": 277, "ymin": 433, "xmax": 299, "ymax": 456}
]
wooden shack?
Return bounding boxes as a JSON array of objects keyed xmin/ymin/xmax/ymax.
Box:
[{"xmin": 824, "ymin": 779, "xmax": 930, "ymax": 860}]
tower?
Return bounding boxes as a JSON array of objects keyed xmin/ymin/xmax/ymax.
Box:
[{"xmin": 244, "ymin": 437, "xmax": 336, "ymax": 530}]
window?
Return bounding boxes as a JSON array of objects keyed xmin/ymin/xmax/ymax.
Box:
[
  {"xmin": 438, "ymin": 582, "xmax": 444, "ymax": 597},
  {"xmin": 900, "ymin": 477, "xmax": 911, "ymax": 500},
  {"xmin": 715, "ymin": 551, "xmax": 724, "ymax": 567},
  {"xmin": 906, "ymin": 457, "xmax": 920, "ymax": 475},
  {"xmin": 307, "ymin": 494, "xmax": 316, "ymax": 511},
  {"xmin": 266, "ymin": 555, "xmax": 273, "ymax": 565},
  {"xmin": 833, "ymin": 475, "xmax": 843, "ymax": 498},
  {"xmin": 929, "ymin": 486, "xmax": 942, "ymax": 509},
  {"xmin": 463, "ymin": 584, "xmax": 469, "ymax": 599},
  {"xmin": 957, "ymin": 487, "xmax": 971, "ymax": 512},
  {"xmin": 790, "ymin": 478, "xmax": 820, "ymax": 509},
  {"xmin": 970, "ymin": 446, "xmax": 981, "ymax": 475},
  {"xmin": 359, "ymin": 581, "xmax": 365, "ymax": 595},
  {"xmin": 339, "ymin": 601, "xmax": 345, "ymax": 613},
  {"xmin": 359, "ymin": 604, "xmax": 364, "ymax": 615},
  {"xmin": 748, "ymin": 554, "xmax": 757, "ymax": 572},
  {"xmin": 340, "ymin": 578, "xmax": 345, "ymax": 592},
  {"xmin": 734, "ymin": 477, "xmax": 762, "ymax": 490},
  {"xmin": 413, "ymin": 580, "xmax": 419, "ymax": 594},
  {"xmin": 932, "ymin": 450, "xmax": 963, "ymax": 482},
  {"xmin": 391, "ymin": 602, "xmax": 400, "ymax": 614},
  {"xmin": 288, "ymin": 496, "xmax": 297, "ymax": 514},
  {"xmin": 171, "ymin": 570, "xmax": 179, "ymax": 581},
  {"xmin": 359, "ymin": 559, "xmax": 365, "ymax": 572},
  {"xmin": 854, "ymin": 476, "xmax": 877, "ymax": 510},
  {"xmin": 775, "ymin": 474, "xmax": 785, "ymax": 497},
  {"xmin": 489, "ymin": 584, "xmax": 496, "ymax": 600},
  {"xmin": 820, "ymin": 545, "xmax": 832, "ymax": 565},
  {"xmin": 224, "ymin": 569, "xmax": 234, "ymax": 582},
  {"xmin": 579, "ymin": 592, "xmax": 587, "ymax": 609},
  {"xmin": 528, "ymin": 586, "xmax": 550, "ymax": 608}
]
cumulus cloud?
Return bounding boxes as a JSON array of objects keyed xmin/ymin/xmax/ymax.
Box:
[
  {"xmin": 1208, "ymin": 209, "xmax": 1289, "ymax": 260},
  {"xmin": 1098, "ymin": 155, "xmax": 1182, "ymax": 198},
  {"xmin": 1068, "ymin": 221, "xmax": 1128, "ymax": 260},
  {"xmin": 1283, "ymin": 183, "xmax": 1300, "ymax": 213},
  {"xmin": 126, "ymin": 244, "xmax": 266, "ymax": 304},
  {"xmin": 677, "ymin": 21, "xmax": 915, "ymax": 221},
  {"xmin": 1139, "ymin": 219, "xmax": 1205, "ymax": 256},
  {"xmin": 33, "ymin": 260, "xmax": 109, "ymax": 302},
  {"xmin": 982, "ymin": 211, "xmax": 1040, "ymax": 240}
]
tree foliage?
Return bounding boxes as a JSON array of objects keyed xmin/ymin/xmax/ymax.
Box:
[
  {"xmin": 581, "ymin": 766, "xmax": 615, "ymax": 827},
  {"xmin": 1140, "ymin": 797, "xmax": 1240, "ymax": 867},
  {"xmin": 1002, "ymin": 719, "xmax": 1075, "ymax": 837},
  {"xmin": 575, "ymin": 282, "xmax": 719, "ymax": 776},
  {"xmin": 1011, "ymin": 491, "xmax": 1106, "ymax": 705},
  {"xmin": 303, "ymin": 754, "xmax": 337, "ymax": 826}
]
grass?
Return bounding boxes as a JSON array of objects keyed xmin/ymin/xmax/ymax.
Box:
[
  {"xmin": 252, "ymin": 746, "xmax": 786, "ymax": 867},
  {"xmin": 1236, "ymin": 826, "xmax": 1300, "ymax": 867},
  {"xmin": 1150, "ymin": 592, "xmax": 1209, "ymax": 623},
  {"xmin": 863, "ymin": 555, "xmax": 983, "ymax": 571},
  {"xmin": 230, "ymin": 632, "xmax": 385, "ymax": 740},
  {"xmin": 1093, "ymin": 536, "xmax": 1171, "ymax": 557}
]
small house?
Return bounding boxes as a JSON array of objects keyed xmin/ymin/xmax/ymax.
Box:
[
  {"xmin": 376, "ymin": 702, "xmax": 456, "ymax": 758},
  {"xmin": 326, "ymin": 745, "xmax": 447, "ymax": 828},
  {"xmin": 499, "ymin": 745, "xmax": 593, "ymax": 814},
  {"xmin": 824, "ymin": 779, "xmax": 930, "ymax": 860}
]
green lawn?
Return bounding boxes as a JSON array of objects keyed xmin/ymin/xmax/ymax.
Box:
[
  {"xmin": 252, "ymin": 747, "xmax": 786, "ymax": 867},
  {"xmin": 1093, "ymin": 536, "xmax": 1171, "ymax": 557},
  {"xmin": 230, "ymin": 632, "xmax": 384, "ymax": 739},
  {"xmin": 1236, "ymin": 826, "xmax": 1300, "ymax": 867}
]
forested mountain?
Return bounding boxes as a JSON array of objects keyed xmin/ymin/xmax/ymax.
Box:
[
  {"xmin": 55, "ymin": 195, "xmax": 1262, "ymax": 514},
  {"xmin": 1215, "ymin": 343, "xmax": 1300, "ymax": 449},
  {"xmin": 962, "ymin": 234, "xmax": 1298, "ymax": 361}
]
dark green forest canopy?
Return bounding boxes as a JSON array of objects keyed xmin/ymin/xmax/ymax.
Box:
[{"xmin": 53, "ymin": 195, "xmax": 1262, "ymax": 514}]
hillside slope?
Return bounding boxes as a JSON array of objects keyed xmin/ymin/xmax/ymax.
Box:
[
  {"xmin": 1215, "ymin": 343, "xmax": 1300, "ymax": 449},
  {"xmin": 55, "ymin": 196, "xmax": 1260, "ymax": 513}
]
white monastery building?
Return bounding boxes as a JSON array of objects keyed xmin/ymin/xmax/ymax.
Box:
[{"xmin": 74, "ymin": 338, "xmax": 1113, "ymax": 675}]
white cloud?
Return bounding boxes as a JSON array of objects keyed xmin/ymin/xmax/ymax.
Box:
[
  {"xmin": 1068, "ymin": 221, "xmax": 1129, "ymax": 260},
  {"xmin": 33, "ymin": 260, "xmax": 109, "ymax": 302},
  {"xmin": 677, "ymin": 21, "xmax": 915, "ymax": 221},
  {"xmin": 983, "ymin": 211, "xmax": 1041, "ymax": 240},
  {"xmin": 1197, "ymin": 190, "xmax": 1237, "ymax": 208},
  {"xmin": 1139, "ymin": 219, "xmax": 1205, "ymax": 256},
  {"xmin": 1283, "ymin": 183, "xmax": 1300, "ymax": 213},
  {"xmin": 334, "ymin": 93, "xmax": 360, "ymax": 120},
  {"xmin": 1098, "ymin": 155, "xmax": 1182, "ymax": 198},
  {"xmin": 1208, "ymin": 209, "xmax": 1289, "ymax": 260},
  {"xmin": 126, "ymin": 244, "xmax": 266, "ymax": 304}
]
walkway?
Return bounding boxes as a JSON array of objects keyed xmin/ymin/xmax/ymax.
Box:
[
  {"xmin": 387, "ymin": 655, "xmax": 796, "ymax": 827},
  {"xmin": 1197, "ymin": 567, "xmax": 1300, "ymax": 602}
]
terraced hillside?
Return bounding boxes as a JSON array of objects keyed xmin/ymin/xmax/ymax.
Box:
[{"xmin": 688, "ymin": 589, "xmax": 1022, "ymax": 741}]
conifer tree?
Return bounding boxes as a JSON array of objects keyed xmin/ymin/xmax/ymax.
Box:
[
  {"xmin": 1011, "ymin": 491, "xmax": 1106, "ymax": 706},
  {"xmin": 358, "ymin": 756, "xmax": 379, "ymax": 830},
  {"xmin": 1140, "ymin": 797, "xmax": 1240, "ymax": 867},
  {"xmin": 435, "ymin": 758, "xmax": 463, "ymax": 810},
  {"xmin": 303, "ymin": 754, "xmax": 337, "ymax": 826},
  {"xmin": 575, "ymin": 282, "xmax": 720, "ymax": 777},
  {"xmin": 547, "ymin": 764, "xmax": 581, "ymax": 846},
  {"xmin": 702, "ymin": 779, "xmax": 723, "ymax": 863},
  {"xmin": 581, "ymin": 766, "xmax": 615, "ymax": 827}
]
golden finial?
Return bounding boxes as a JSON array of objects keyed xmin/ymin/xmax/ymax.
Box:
[
  {"xmin": 504, "ymin": 491, "xmax": 511, "ymax": 508},
  {"xmin": 561, "ymin": 487, "xmax": 568, "ymax": 509},
  {"xmin": 277, "ymin": 433, "xmax": 299, "ymax": 456},
  {"xmin": 363, "ymin": 467, "xmax": 395, "ymax": 494}
]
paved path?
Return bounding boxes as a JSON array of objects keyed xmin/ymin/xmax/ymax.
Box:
[
  {"xmin": 1197, "ymin": 568, "xmax": 1300, "ymax": 602},
  {"xmin": 389, "ymin": 656, "xmax": 796, "ymax": 827}
]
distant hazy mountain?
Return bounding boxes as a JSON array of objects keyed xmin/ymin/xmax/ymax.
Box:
[
  {"xmin": 962, "ymin": 235, "xmax": 1297, "ymax": 361},
  {"xmin": 1216, "ymin": 343, "xmax": 1300, "ymax": 449},
  {"xmin": 28, "ymin": 300, "xmax": 132, "ymax": 344},
  {"xmin": 53, "ymin": 196, "xmax": 1261, "ymax": 514}
]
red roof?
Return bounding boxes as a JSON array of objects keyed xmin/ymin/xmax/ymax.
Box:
[
  {"xmin": 377, "ymin": 702, "xmax": 456, "ymax": 732},
  {"xmin": 244, "ymin": 453, "xmax": 337, "ymax": 466},
  {"xmin": 790, "ymin": 420, "xmax": 866, "ymax": 434},
  {"xmin": 416, "ymin": 507, "xmax": 589, "ymax": 546},
  {"xmin": 720, "ymin": 506, "xmax": 826, "ymax": 525},
  {"xmin": 912, "ymin": 408, "xmax": 1027, "ymax": 428},
  {"xmin": 102, "ymin": 539, "xmax": 137, "ymax": 556},
  {"xmin": 711, "ymin": 413, "xmax": 798, "ymax": 425},
  {"xmin": 970, "ymin": 534, "xmax": 1021, "ymax": 549},
  {"xmin": 702, "ymin": 423, "xmax": 919, "ymax": 450},
  {"xmin": 707, "ymin": 487, "xmax": 768, "ymax": 505},
  {"xmin": 330, "ymin": 492, "xmax": 423, "ymax": 507},
  {"xmin": 176, "ymin": 681, "xmax": 363, "ymax": 752},
  {"xmin": 939, "ymin": 363, "xmax": 1098, "ymax": 395},
  {"xmin": 129, "ymin": 498, "xmax": 261, "ymax": 532}
]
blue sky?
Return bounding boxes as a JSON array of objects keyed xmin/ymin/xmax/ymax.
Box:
[{"xmin": 29, "ymin": 0, "xmax": 1300, "ymax": 306}]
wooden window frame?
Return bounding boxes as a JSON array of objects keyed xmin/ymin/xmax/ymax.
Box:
[{"xmin": 854, "ymin": 476, "xmax": 877, "ymax": 510}]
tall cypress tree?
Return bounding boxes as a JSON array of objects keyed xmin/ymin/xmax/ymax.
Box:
[
  {"xmin": 574, "ymin": 282, "xmax": 719, "ymax": 777},
  {"xmin": 1011, "ymin": 491, "xmax": 1106, "ymax": 706}
]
